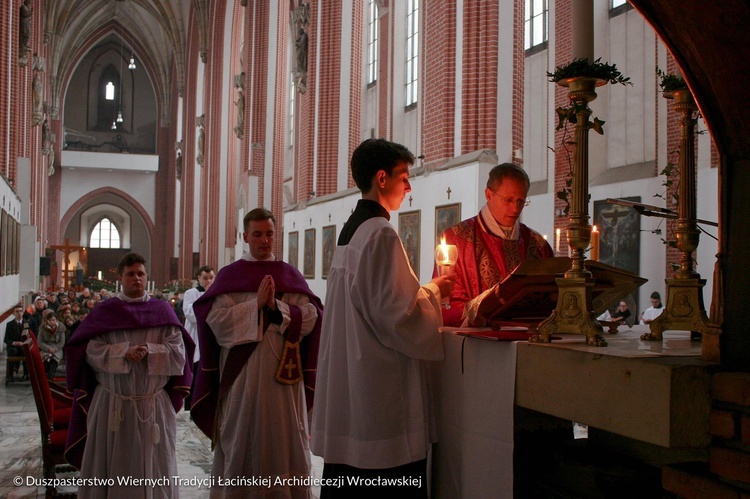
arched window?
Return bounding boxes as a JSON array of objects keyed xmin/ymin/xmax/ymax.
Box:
[
  {"xmin": 96, "ymin": 64, "xmax": 122, "ymax": 130},
  {"xmin": 90, "ymin": 218, "xmax": 122, "ymax": 248}
]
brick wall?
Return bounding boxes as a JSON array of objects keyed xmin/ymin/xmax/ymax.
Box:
[
  {"xmin": 663, "ymin": 372, "xmax": 750, "ymax": 497},
  {"xmin": 422, "ymin": 1, "xmax": 456, "ymax": 169}
]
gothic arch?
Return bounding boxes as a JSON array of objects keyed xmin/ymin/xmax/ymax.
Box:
[{"xmin": 60, "ymin": 186, "xmax": 155, "ymax": 244}]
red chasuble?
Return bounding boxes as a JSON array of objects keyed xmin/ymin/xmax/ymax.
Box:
[{"xmin": 438, "ymin": 214, "xmax": 553, "ymax": 326}]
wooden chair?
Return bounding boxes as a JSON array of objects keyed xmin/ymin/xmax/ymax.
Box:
[
  {"xmin": 23, "ymin": 339, "xmax": 77, "ymax": 497},
  {"xmin": 5, "ymin": 351, "xmax": 27, "ymax": 385}
]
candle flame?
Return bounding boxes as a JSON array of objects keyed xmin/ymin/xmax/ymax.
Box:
[
  {"xmin": 440, "ymin": 237, "xmax": 449, "ymax": 261},
  {"xmin": 592, "ymin": 225, "xmax": 598, "ymax": 232}
]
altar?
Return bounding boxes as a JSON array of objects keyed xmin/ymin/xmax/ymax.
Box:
[{"xmin": 432, "ymin": 325, "xmax": 714, "ymax": 498}]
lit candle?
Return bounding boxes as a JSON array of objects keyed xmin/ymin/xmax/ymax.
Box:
[
  {"xmin": 555, "ymin": 228, "xmax": 561, "ymax": 254},
  {"xmin": 435, "ymin": 237, "xmax": 458, "ymax": 269},
  {"xmin": 590, "ymin": 225, "xmax": 600, "ymax": 261},
  {"xmin": 435, "ymin": 237, "xmax": 458, "ymax": 309},
  {"xmin": 572, "ymin": 0, "xmax": 594, "ymax": 62}
]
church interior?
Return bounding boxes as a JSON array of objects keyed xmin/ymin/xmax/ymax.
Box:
[{"xmin": 1, "ymin": 0, "xmax": 750, "ymax": 497}]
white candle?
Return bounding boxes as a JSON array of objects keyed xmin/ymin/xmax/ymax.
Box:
[
  {"xmin": 572, "ymin": 0, "xmax": 594, "ymax": 62},
  {"xmin": 555, "ymin": 228, "xmax": 561, "ymax": 254}
]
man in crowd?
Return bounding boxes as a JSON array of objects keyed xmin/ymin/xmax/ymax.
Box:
[
  {"xmin": 182, "ymin": 264, "xmax": 214, "ymax": 410},
  {"xmin": 64, "ymin": 252, "xmax": 193, "ymax": 498},
  {"xmin": 438, "ymin": 162, "xmax": 553, "ymax": 326},
  {"xmin": 191, "ymin": 208, "xmax": 322, "ymax": 498},
  {"xmin": 311, "ymin": 138, "xmax": 455, "ymax": 498},
  {"xmin": 4, "ymin": 305, "xmax": 30, "ymax": 381}
]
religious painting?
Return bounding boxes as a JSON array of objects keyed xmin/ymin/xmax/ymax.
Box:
[
  {"xmin": 303, "ymin": 228, "xmax": 315, "ymax": 278},
  {"xmin": 435, "ymin": 203, "xmax": 461, "ymax": 244},
  {"xmin": 593, "ymin": 197, "xmax": 641, "ymax": 275},
  {"xmin": 399, "ymin": 210, "xmax": 421, "ymax": 276},
  {"xmin": 322, "ymin": 225, "xmax": 336, "ymax": 279},
  {"xmin": 288, "ymin": 231, "xmax": 299, "ymax": 269}
]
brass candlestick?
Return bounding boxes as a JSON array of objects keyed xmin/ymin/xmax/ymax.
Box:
[
  {"xmin": 534, "ymin": 77, "xmax": 607, "ymax": 347},
  {"xmin": 642, "ymin": 89, "xmax": 721, "ymax": 357}
]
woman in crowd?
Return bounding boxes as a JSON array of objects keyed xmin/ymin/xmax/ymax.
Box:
[{"xmin": 37, "ymin": 309, "xmax": 66, "ymax": 380}]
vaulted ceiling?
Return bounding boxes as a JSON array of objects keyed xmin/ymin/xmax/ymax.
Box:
[{"xmin": 43, "ymin": 0, "xmax": 207, "ymax": 122}]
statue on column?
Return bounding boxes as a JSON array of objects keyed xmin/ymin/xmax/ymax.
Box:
[
  {"xmin": 32, "ymin": 70, "xmax": 44, "ymax": 126},
  {"xmin": 233, "ymin": 73, "xmax": 245, "ymax": 140},
  {"xmin": 291, "ymin": 2, "xmax": 310, "ymax": 94},
  {"xmin": 196, "ymin": 115, "xmax": 205, "ymax": 167},
  {"xmin": 175, "ymin": 141, "xmax": 183, "ymax": 180},
  {"xmin": 42, "ymin": 115, "xmax": 55, "ymax": 176},
  {"xmin": 19, "ymin": 0, "xmax": 32, "ymax": 66}
]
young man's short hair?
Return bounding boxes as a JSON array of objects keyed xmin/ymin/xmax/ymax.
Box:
[
  {"xmin": 196, "ymin": 265, "xmax": 214, "ymax": 277},
  {"xmin": 351, "ymin": 138, "xmax": 415, "ymax": 193},
  {"xmin": 243, "ymin": 208, "xmax": 275, "ymax": 233},
  {"xmin": 486, "ymin": 162, "xmax": 530, "ymax": 191},
  {"xmin": 117, "ymin": 252, "xmax": 147, "ymax": 276}
]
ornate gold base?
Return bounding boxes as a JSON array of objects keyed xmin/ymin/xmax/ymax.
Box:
[
  {"xmin": 532, "ymin": 277, "xmax": 607, "ymax": 346},
  {"xmin": 642, "ymin": 278, "xmax": 720, "ymax": 347}
]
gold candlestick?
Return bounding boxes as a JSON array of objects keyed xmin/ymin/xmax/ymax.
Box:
[
  {"xmin": 642, "ymin": 89, "xmax": 721, "ymax": 359},
  {"xmin": 533, "ymin": 77, "xmax": 607, "ymax": 347}
]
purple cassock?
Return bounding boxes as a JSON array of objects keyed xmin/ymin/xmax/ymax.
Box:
[
  {"xmin": 63, "ymin": 297, "xmax": 194, "ymax": 468},
  {"xmin": 189, "ymin": 259, "xmax": 322, "ymax": 442}
]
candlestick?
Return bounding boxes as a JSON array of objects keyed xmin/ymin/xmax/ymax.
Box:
[{"xmin": 590, "ymin": 225, "xmax": 600, "ymax": 261}]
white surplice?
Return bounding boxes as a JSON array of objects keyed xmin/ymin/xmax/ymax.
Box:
[
  {"xmin": 207, "ymin": 253, "xmax": 318, "ymax": 499},
  {"xmin": 311, "ymin": 217, "xmax": 444, "ymax": 469},
  {"xmin": 182, "ymin": 286, "xmax": 205, "ymax": 362},
  {"xmin": 79, "ymin": 294, "xmax": 186, "ymax": 499}
]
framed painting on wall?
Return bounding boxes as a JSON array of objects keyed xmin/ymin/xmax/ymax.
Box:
[
  {"xmin": 594, "ymin": 196, "xmax": 642, "ymax": 312},
  {"xmin": 322, "ymin": 225, "xmax": 336, "ymax": 278},
  {"xmin": 288, "ymin": 231, "xmax": 299, "ymax": 269},
  {"xmin": 593, "ymin": 197, "xmax": 641, "ymax": 275},
  {"xmin": 399, "ymin": 210, "xmax": 421, "ymax": 276},
  {"xmin": 435, "ymin": 203, "xmax": 461, "ymax": 244},
  {"xmin": 303, "ymin": 228, "xmax": 315, "ymax": 278}
]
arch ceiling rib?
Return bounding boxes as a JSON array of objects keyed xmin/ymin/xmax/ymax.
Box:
[{"xmin": 43, "ymin": 0, "xmax": 190, "ymax": 120}]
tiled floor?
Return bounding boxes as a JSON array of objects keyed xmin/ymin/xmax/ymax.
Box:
[{"xmin": 0, "ymin": 351, "xmax": 323, "ymax": 498}]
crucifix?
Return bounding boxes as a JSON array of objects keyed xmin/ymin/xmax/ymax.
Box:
[
  {"xmin": 49, "ymin": 238, "xmax": 85, "ymax": 289},
  {"xmin": 446, "ymin": 187, "xmax": 452, "ymax": 200},
  {"xmin": 328, "ymin": 213, "xmax": 331, "ymax": 222},
  {"xmin": 409, "ymin": 195, "xmax": 413, "ymax": 207},
  {"xmin": 599, "ymin": 206, "xmax": 632, "ymax": 265}
]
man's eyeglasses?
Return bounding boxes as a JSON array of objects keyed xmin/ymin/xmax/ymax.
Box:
[{"xmin": 491, "ymin": 191, "xmax": 531, "ymax": 208}]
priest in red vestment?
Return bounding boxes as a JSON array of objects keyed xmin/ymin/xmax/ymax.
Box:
[{"xmin": 438, "ymin": 163, "xmax": 554, "ymax": 326}]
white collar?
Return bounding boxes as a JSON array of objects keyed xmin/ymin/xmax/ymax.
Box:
[
  {"xmin": 242, "ymin": 252, "xmax": 276, "ymax": 262},
  {"xmin": 480, "ymin": 204, "xmax": 519, "ymax": 240},
  {"xmin": 118, "ymin": 292, "xmax": 150, "ymax": 303}
]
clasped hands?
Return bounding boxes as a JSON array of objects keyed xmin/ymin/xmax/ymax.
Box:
[
  {"xmin": 257, "ymin": 274, "xmax": 277, "ymax": 311},
  {"xmin": 125, "ymin": 344, "xmax": 149, "ymax": 363}
]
